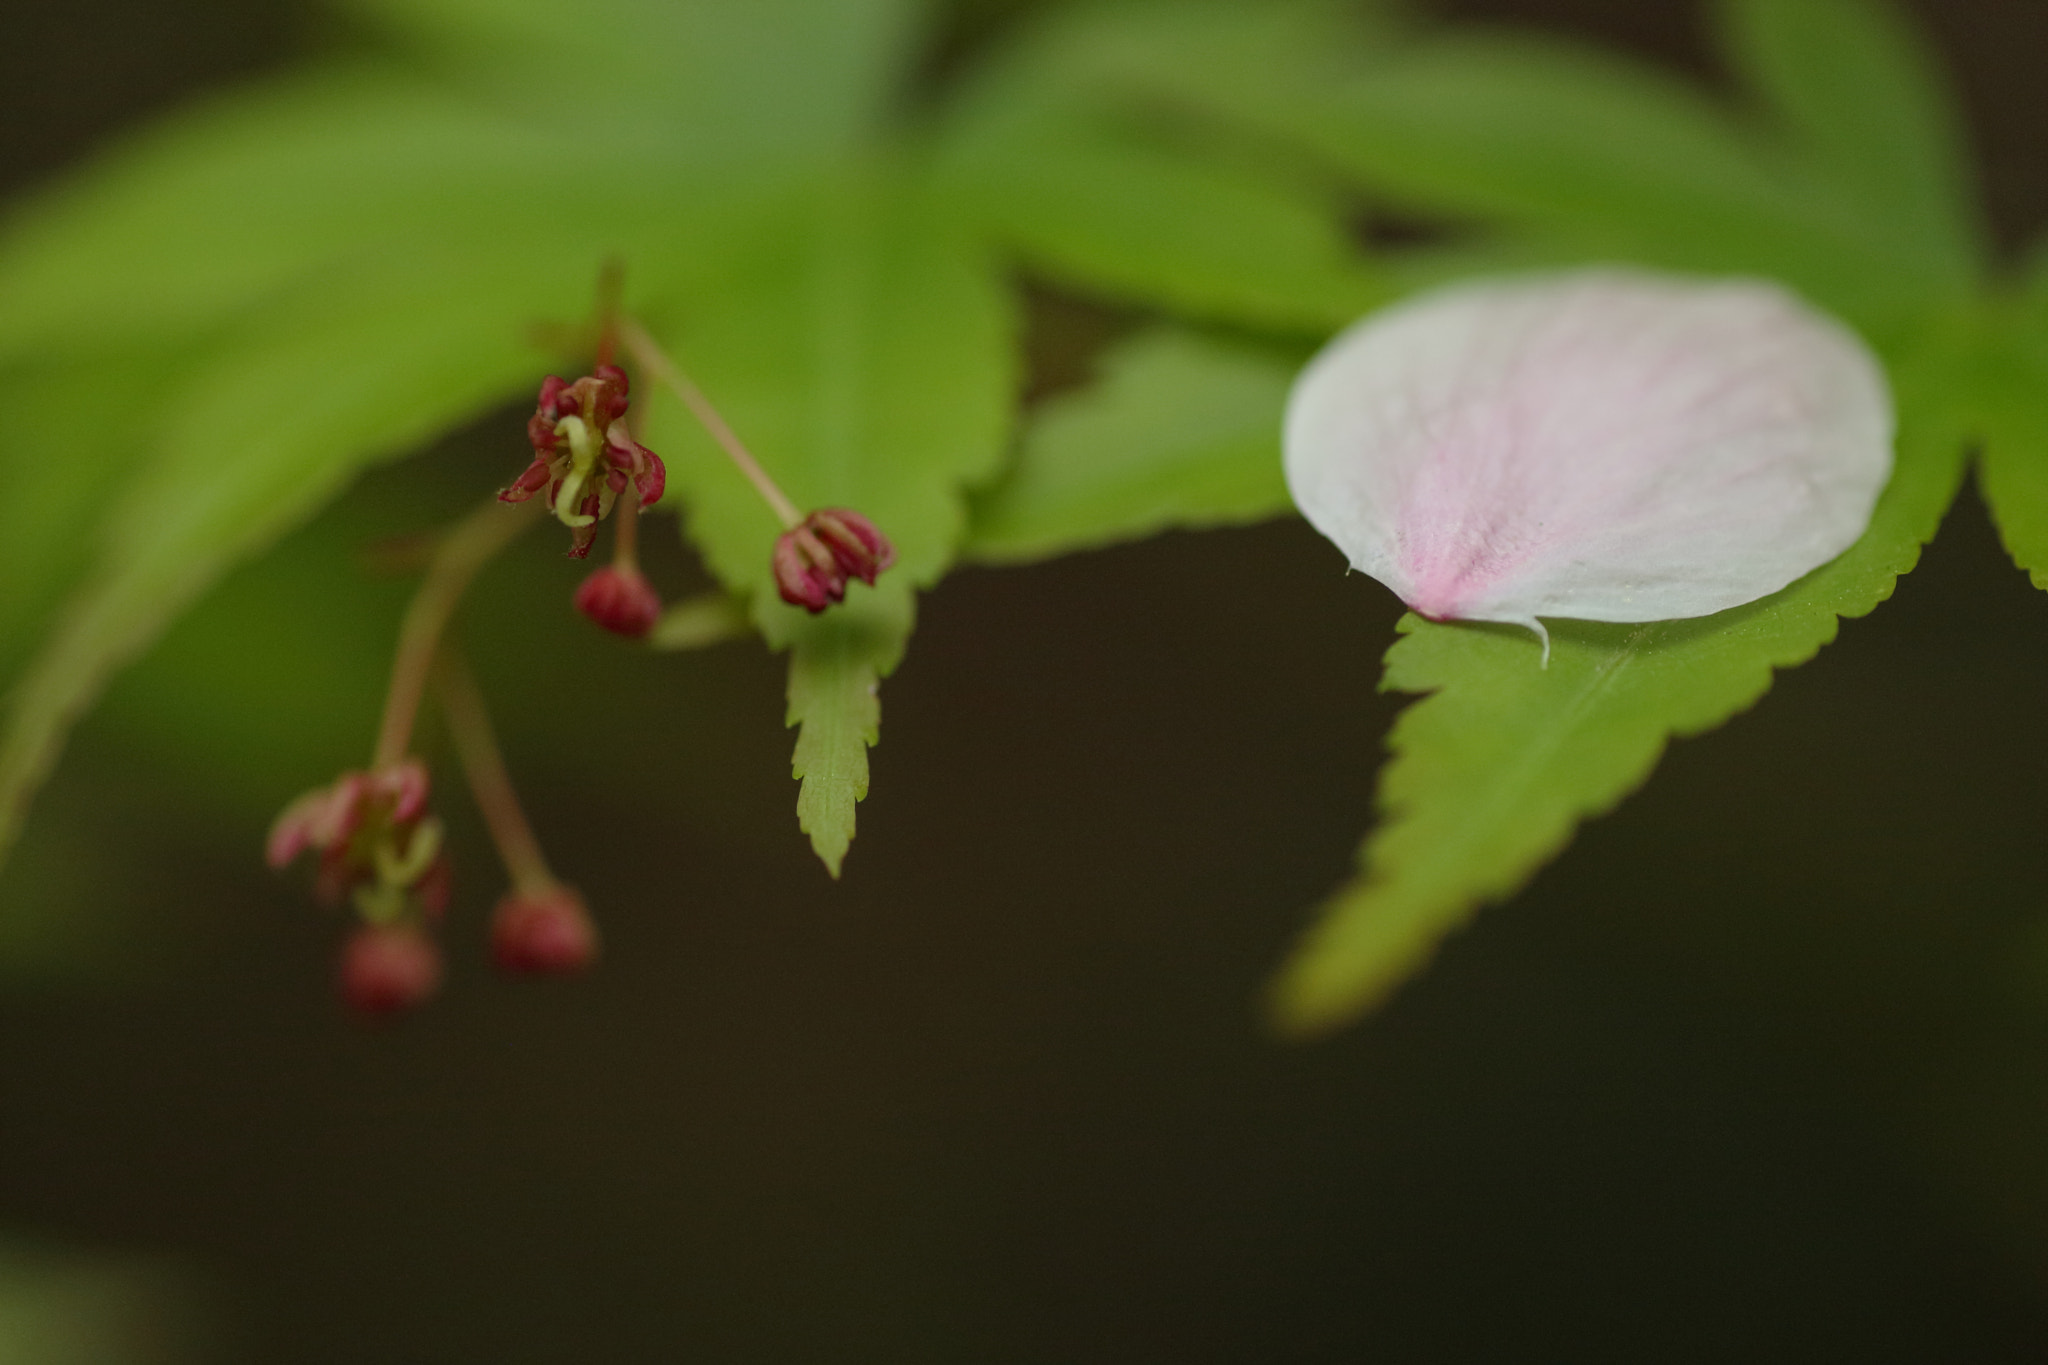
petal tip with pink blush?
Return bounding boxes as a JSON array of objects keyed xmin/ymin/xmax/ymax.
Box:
[{"xmin": 1283, "ymin": 268, "xmax": 1894, "ymax": 655}]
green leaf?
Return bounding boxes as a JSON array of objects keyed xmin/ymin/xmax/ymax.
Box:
[
  {"xmin": 1717, "ymin": 0, "xmax": 1984, "ymax": 285},
  {"xmin": 1269, "ymin": 330, "xmax": 1975, "ymax": 1036},
  {"xmin": 0, "ymin": 247, "xmax": 574, "ymax": 865},
  {"xmin": 787, "ymin": 587, "xmax": 914, "ymax": 877},
  {"xmin": 936, "ymin": 7, "xmax": 1387, "ymax": 331},
  {"xmin": 1084, "ymin": 7, "xmax": 1966, "ymax": 328},
  {"xmin": 640, "ymin": 168, "xmax": 1013, "ymax": 870},
  {"xmin": 0, "ymin": 70, "xmax": 568, "ymax": 358},
  {"xmin": 344, "ymin": 0, "xmax": 920, "ymax": 165},
  {"xmin": 965, "ymin": 328, "xmax": 1296, "ymax": 564}
]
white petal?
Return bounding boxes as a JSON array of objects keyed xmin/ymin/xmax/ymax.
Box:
[{"xmin": 1283, "ymin": 269, "xmax": 1894, "ymax": 642}]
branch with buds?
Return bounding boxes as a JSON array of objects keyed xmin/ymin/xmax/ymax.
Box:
[{"xmin": 267, "ymin": 276, "xmax": 897, "ymax": 1017}]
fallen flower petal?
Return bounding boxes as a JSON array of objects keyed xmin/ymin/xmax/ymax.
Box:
[{"xmin": 1283, "ymin": 269, "xmax": 1894, "ymax": 656}]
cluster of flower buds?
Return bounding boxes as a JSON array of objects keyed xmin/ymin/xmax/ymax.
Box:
[
  {"xmin": 501, "ymin": 365, "xmax": 667, "ymax": 559},
  {"xmin": 266, "ymin": 310, "xmax": 911, "ymax": 1021},
  {"xmin": 773, "ymin": 509, "xmax": 897, "ymax": 613},
  {"xmin": 267, "ymin": 760, "xmax": 451, "ymax": 1015}
]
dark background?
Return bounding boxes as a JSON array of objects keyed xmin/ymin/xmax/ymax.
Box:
[{"xmin": 5, "ymin": 0, "xmax": 2048, "ymax": 1360}]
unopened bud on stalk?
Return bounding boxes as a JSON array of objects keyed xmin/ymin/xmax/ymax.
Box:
[
  {"xmin": 773, "ymin": 509, "xmax": 896, "ymax": 612},
  {"xmin": 491, "ymin": 886, "xmax": 600, "ymax": 975},
  {"xmin": 574, "ymin": 564, "xmax": 663, "ymax": 637},
  {"xmin": 339, "ymin": 923, "xmax": 444, "ymax": 1016}
]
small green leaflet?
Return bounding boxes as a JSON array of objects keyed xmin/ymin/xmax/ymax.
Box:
[
  {"xmin": 638, "ymin": 170, "xmax": 1014, "ymax": 873},
  {"xmin": 966, "ymin": 329, "xmax": 1297, "ymax": 565}
]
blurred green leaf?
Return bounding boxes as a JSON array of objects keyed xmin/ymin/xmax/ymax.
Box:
[
  {"xmin": 1075, "ymin": 3, "xmax": 1975, "ymax": 330},
  {"xmin": 342, "ymin": 0, "xmax": 920, "ymax": 164},
  {"xmin": 966, "ymin": 328, "xmax": 1296, "ymax": 564},
  {"xmin": 0, "ymin": 249, "xmax": 565, "ymax": 861},
  {"xmin": 0, "ymin": 72, "xmax": 567, "ymax": 357},
  {"xmin": 1975, "ymin": 257, "xmax": 2048, "ymax": 587},
  {"xmin": 641, "ymin": 170, "xmax": 1013, "ymax": 869},
  {"xmin": 0, "ymin": 1238, "xmax": 205, "ymax": 1365},
  {"xmin": 1717, "ymin": 0, "xmax": 1984, "ymax": 285},
  {"xmin": 1271, "ymin": 332, "xmax": 1975, "ymax": 1036},
  {"xmin": 936, "ymin": 6, "xmax": 1387, "ymax": 331}
]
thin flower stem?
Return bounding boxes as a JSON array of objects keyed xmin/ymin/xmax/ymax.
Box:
[
  {"xmin": 434, "ymin": 649, "xmax": 558, "ymax": 897},
  {"xmin": 613, "ymin": 482, "xmax": 641, "ymax": 572},
  {"xmin": 617, "ymin": 317, "xmax": 804, "ymax": 530},
  {"xmin": 372, "ymin": 498, "xmax": 543, "ymax": 769}
]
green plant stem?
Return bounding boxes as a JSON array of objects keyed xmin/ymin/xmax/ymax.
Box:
[
  {"xmin": 372, "ymin": 497, "xmax": 542, "ymax": 769},
  {"xmin": 434, "ymin": 648, "xmax": 558, "ymax": 898},
  {"xmin": 617, "ymin": 317, "xmax": 804, "ymax": 530}
]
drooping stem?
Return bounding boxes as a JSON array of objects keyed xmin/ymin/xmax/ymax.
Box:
[
  {"xmin": 434, "ymin": 649, "xmax": 558, "ymax": 898},
  {"xmin": 372, "ymin": 498, "xmax": 543, "ymax": 769},
  {"xmin": 613, "ymin": 482, "xmax": 642, "ymax": 573},
  {"xmin": 617, "ymin": 317, "xmax": 804, "ymax": 530}
]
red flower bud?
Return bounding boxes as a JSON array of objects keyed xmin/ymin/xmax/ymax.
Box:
[
  {"xmin": 773, "ymin": 509, "xmax": 896, "ymax": 613},
  {"xmin": 491, "ymin": 886, "xmax": 600, "ymax": 976},
  {"xmin": 339, "ymin": 924, "xmax": 443, "ymax": 1016},
  {"xmin": 574, "ymin": 565, "xmax": 663, "ymax": 637}
]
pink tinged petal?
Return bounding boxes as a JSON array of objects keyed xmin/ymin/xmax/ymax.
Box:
[
  {"xmin": 499, "ymin": 455, "xmax": 554, "ymax": 503},
  {"xmin": 370, "ymin": 759, "xmax": 430, "ymax": 824},
  {"xmin": 635, "ymin": 451, "xmax": 666, "ymax": 508},
  {"xmin": 773, "ymin": 527, "xmax": 846, "ymax": 612},
  {"xmin": 1282, "ymin": 270, "xmax": 1895, "ymax": 650},
  {"xmin": 266, "ymin": 788, "xmax": 331, "ymax": 868}
]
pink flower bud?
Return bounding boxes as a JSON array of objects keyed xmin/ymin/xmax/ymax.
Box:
[
  {"xmin": 573, "ymin": 565, "xmax": 663, "ymax": 637},
  {"xmin": 339, "ymin": 924, "xmax": 443, "ymax": 1016},
  {"xmin": 491, "ymin": 886, "xmax": 599, "ymax": 976},
  {"xmin": 773, "ymin": 509, "xmax": 896, "ymax": 613},
  {"xmin": 809, "ymin": 509, "xmax": 895, "ymax": 585}
]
